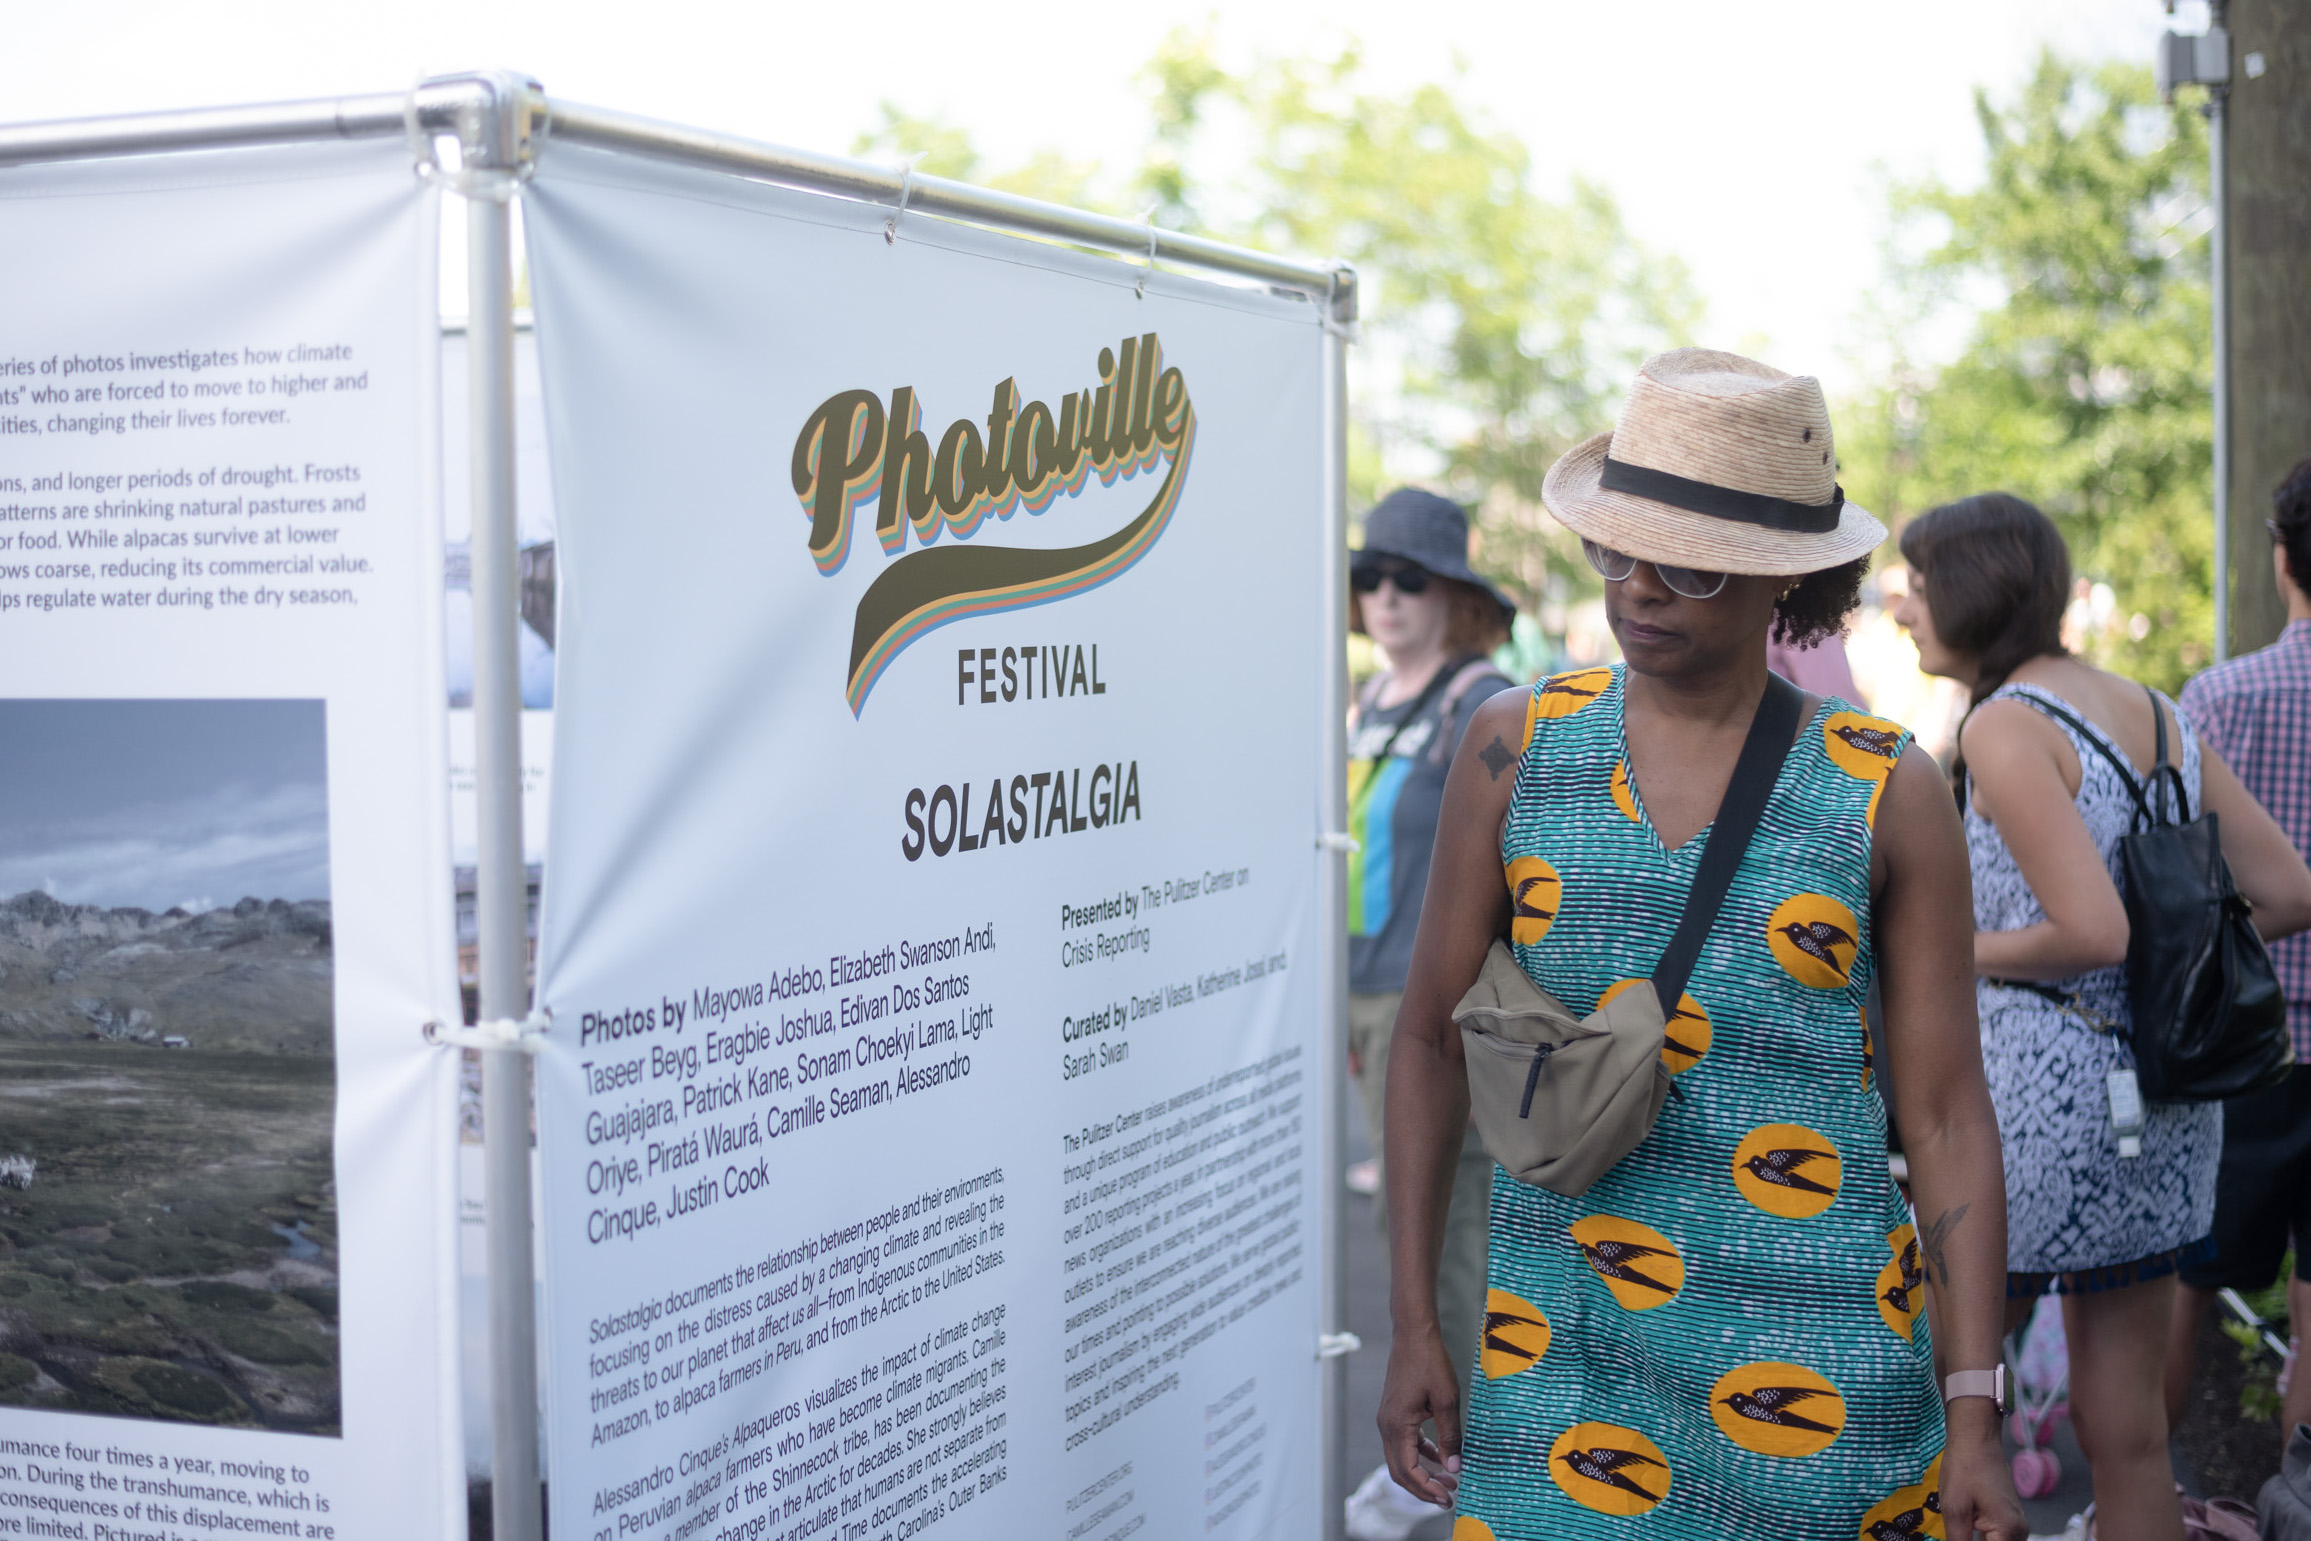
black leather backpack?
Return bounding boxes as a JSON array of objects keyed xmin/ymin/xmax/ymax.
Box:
[{"xmin": 2019, "ymin": 686, "xmax": 2292, "ymax": 1101}]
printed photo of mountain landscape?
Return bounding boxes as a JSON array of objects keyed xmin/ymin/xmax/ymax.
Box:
[{"xmin": 0, "ymin": 698, "xmax": 339, "ymax": 1435}]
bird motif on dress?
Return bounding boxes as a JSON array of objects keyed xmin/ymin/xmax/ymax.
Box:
[
  {"xmin": 1832, "ymin": 723, "xmax": 1904, "ymax": 762},
  {"xmin": 1865, "ymin": 1505, "xmax": 1933, "ymax": 1540},
  {"xmin": 1776, "ymin": 919, "xmax": 1856, "ymax": 976},
  {"xmin": 1482, "ymin": 1304, "xmax": 1549, "ymax": 1369},
  {"xmin": 1883, "ymin": 1238, "xmax": 1925, "ymax": 1314},
  {"xmin": 1719, "ymin": 1385, "xmax": 1840, "ymax": 1435},
  {"xmin": 1741, "ymin": 1146, "xmax": 1838, "ymax": 1196},
  {"xmin": 1513, "ymin": 876, "xmax": 1556, "ymax": 925},
  {"xmin": 1662, "ymin": 1002, "xmax": 1708, "ymax": 1062},
  {"xmin": 1557, "ymin": 1444, "xmax": 1668, "ymax": 1504},
  {"xmin": 1539, "ymin": 676, "xmax": 1604, "ymax": 706},
  {"xmin": 1576, "ymin": 1238, "xmax": 1678, "ymax": 1296}
]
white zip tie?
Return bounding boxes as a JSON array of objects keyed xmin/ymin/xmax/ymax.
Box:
[
  {"xmin": 884, "ymin": 153, "xmax": 927, "ymax": 245},
  {"xmin": 1136, "ymin": 204, "xmax": 1160, "ymax": 299},
  {"xmin": 424, "ymin": 1009, "xmax": 551, "ymax": 1053}
]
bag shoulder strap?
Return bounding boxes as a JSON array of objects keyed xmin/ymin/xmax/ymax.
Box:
[
  {"xmin": 1651, "ymin": 673, "xmax": 1804, "ymax": 1009},
  {"xmin": 1353, "ymin": 657, "xmax": 1465, "ymax": 765},
  {"xmin": 1427, "ymin": 660, "xmax": 1515, "ymax": 761},
  {"xmin": 1995, "ymin": 685, "xmax": 2160, "ymax": 829},
  {"xmin": 2141, "ymin": 682, "xmax": 2193, "ymax": 823}
]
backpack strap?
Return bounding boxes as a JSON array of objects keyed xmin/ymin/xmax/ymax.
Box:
[
  {"xmin": 1651, "ymin": 673, "xmax": 1805, "ymax": 1009},
  {"xmin": 1352, "ymin": 658, "xmax": 1465, "ymax": 768},
  {"xmin": 1995, "ymin": 686, "xmax": 2162, "ymax": 830},
  {"xmin": 2140, "ymin": 682, "xmax": 2192, "ymax": 824},
  {"xmin": 1426, "ymin": 659, "xmax": 1515, "ymax": 761}
]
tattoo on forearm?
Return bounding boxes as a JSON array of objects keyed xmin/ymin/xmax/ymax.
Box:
[
  {"xmin": 1478, "ymin": 736, "xmax": 1516, "ymax": 780},
  {"xmin": 1920, "ymin": 1203, "xmax": 1969, "ymax": 1285}
]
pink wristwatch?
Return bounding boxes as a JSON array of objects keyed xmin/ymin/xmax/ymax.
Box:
[{"xmin": 1943, "ymin": 1366, "xmax": 2009, "ymax": 1416}]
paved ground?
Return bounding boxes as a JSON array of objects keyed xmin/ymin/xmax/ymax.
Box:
[{"xmin": 1331, "ymin": 1065, "xmax": 2197, "ymax": 1541}]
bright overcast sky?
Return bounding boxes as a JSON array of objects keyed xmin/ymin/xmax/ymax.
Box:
[{"xmin": 6, "ymin": 0, "xmax": 2185, "ymax": 393}]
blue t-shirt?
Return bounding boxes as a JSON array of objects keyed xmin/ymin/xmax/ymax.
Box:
[{"xmin": 1346, "ymin": 661, "xmax": 1514, "ymax": 994}]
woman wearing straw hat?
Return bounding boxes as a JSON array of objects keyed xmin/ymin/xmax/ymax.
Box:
[{"xmin": 1376, "ymin": 350, "xmax": 2026, "ymax": 1539}]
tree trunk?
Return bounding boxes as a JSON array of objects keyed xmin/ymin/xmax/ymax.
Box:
[{"xmin": 2223, "ymin": 0, "xmax": 2311, "ymax": 654}]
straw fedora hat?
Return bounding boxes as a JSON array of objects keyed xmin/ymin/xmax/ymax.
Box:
[{"xmin": 1542, "ymin": 348, "xmax": 1885, "ymax": 576}]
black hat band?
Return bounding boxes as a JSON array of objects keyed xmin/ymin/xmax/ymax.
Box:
[{"xmin": 1600, "ymin": 455, "xmax": 1843, "ymax": 534}]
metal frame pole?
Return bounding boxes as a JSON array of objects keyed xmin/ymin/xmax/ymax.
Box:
[
  {"xmin": 438, "ymin": 70, "xmax": 548, "ymax": 1541},
  {"xmin": 1317, "ymin": 270, "xmax": 1358, "ymax": 1541}
]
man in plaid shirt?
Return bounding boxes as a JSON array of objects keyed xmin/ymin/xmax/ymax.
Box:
[{"xmin": 2165, "ymin": 457, "xmax": 2311, "ymax": 1448}]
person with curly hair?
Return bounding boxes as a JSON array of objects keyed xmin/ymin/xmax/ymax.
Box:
[{"xmin": 1378, "ymin": 350, "xmax": 2026, "ymax": 1540}]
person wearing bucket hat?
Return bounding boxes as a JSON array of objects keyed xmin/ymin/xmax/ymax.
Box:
[
  {"xmin": 1375, "ymin": 351, "xmax": 2026, "ymax": 1540},
  {"xmin": 1341, "ymin": 489, "xmax": 1517, "ymax": 1540}
]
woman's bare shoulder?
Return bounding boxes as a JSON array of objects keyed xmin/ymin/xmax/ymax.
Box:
[
  {"xmin": 1871, "ymin": 741, "xmax": 1969, "ymax": 894},
  {"xmin": 1458, "ymin": 687, "xmax": 1534, "ymax": 787}
]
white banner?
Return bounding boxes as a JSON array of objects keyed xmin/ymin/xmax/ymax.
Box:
[
  {"xmin": 526, "ymin": 145, "xmax": 1329, "ymax": 1541},
  {"xmin": 0, "ymin": 141, "xmax": 462, "ymax": 1535}
]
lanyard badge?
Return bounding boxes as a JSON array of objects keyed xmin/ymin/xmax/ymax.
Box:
[{"xmin": 2107, "ymin": 1067, "xmax": 2144, "ymax": 1159}]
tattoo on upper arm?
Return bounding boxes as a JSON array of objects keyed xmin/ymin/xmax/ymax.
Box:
[
  {"xmin": 1920, "ymin": 1202, "xmax": 1969, "ymax": 1284},
  {"xmin": 1478, "ymin": 736, "xmax": 1516, "ymax": 780}
]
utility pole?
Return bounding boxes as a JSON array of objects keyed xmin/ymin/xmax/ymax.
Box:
[
  {"xmin": 2160, "ymin": 7, "xmax": 2236, "ymax": 659},
  {"xmin": 2219, "ymin": 0, "xmax": 2311, "ymax": 654}
]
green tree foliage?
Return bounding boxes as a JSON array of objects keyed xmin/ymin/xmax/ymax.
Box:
[
  {"xmin": 1841, "ymin": 55, "xmax": 2213, "ymax": 689},
  {"xmin": 857, "ymin": 35, "xmax": 1699, "ymax": 611},
  {"xmin": 1138, "ymin": 36, "xmax": 1701, "ymax": 605}
]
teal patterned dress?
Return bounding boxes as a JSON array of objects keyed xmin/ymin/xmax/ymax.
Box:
[{"xmin": 1455, "ymin": 665, "xmax": 1946, "ymax": 1541}]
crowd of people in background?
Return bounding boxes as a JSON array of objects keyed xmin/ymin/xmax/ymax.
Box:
[{"xmin": 1345, "ymin": 349, "xmax": 2311, "ymax": 1541}]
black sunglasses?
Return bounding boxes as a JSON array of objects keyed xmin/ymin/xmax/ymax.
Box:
[{"xmin": 1351, "ymin": 560, "xmax": 1430, "ymax": 596}]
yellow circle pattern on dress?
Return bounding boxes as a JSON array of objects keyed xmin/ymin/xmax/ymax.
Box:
[
  {"xmin": 1480, "ymin": 1288, "xmax": 1552, "ymax": 1379},
  {"xmin": 1505, "ymin": 855, "xmax": 1562, "ymax": 947},
  {"xmin": 1875, "ymin": 1223, "xmax": 1924, "ymax": 1341},
  {"xmin": 1858, "ymin": 1452, "xmax": 1946, "ymax": 1541},
  {"xmin": 1599, "ymin": 977, "xmax": 1712, "ymax": 1074},
  {"xmin": 1549, "ymin": 1422, "xmax": 1671, "ymax": 1515},
  {"xmin": 1527, "ymin": 668, "xmax": 1612, "ymax": 740},
  {"xmin": 1767, "ymin": 893, "xmax": 1862, "ymax": 989},
  {"xmin": 1609, "ymin": 759, "xmax": 1641, "ymax": 822},
  {"xmin": 1822, "ymin": 711, "xmax": 1905, "ymax": 782},
  {"xmin": 1451, "ymin": 1519, "xmax": 1496, "ymax": 1541},
  {"xmin": 1731, "ymin": 1123, "xmax": 1842, "ymax": 1218},
  {"xmin": 1859, "ymin": 1008, "xmax": 1875, "ymax": 1090},
  {"xmin": 1568, "ymin": 1214, "xmax": 1686, "ymax": 1310},
  {"xmin": 1708, "ymin": 1360, "xmax": 1847, "ymax": 1458}
]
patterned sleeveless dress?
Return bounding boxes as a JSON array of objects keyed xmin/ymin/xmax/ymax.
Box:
[
  {"xmin": 1967, "ymin": 682, "xmax": 2218, "ymax": 1289},
  {"xmin": 1454, "ymin": 665, "xmax": 1945, "ymax": 1541}
]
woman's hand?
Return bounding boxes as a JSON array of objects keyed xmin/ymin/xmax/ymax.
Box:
[
  {"xmin": 1376, "ymin": 1319, "xmax": 1462, "ymax": 1508},
  {"xmin": 1938, "ymin": 1404, "xmax": 2028, "ymax": 1539}
]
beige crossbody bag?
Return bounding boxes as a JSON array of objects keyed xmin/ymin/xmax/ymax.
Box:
[{"xmin": 1453, "ymin": 675, "xmax": 1803, "ymax": 1196}]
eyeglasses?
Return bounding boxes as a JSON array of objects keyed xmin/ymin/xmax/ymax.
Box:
[
  {"xmin": 1350, "ymin": 560, "xmax": 1430, "ymax": 596},
  {"xmin": 1582, "ymin": 539, "xmax": 1729, "ymax": 600}
]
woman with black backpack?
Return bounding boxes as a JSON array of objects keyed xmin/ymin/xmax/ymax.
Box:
[{"xmin": 1895, "ymin": 493, "xmax": 2311, "ymax": 1541}]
